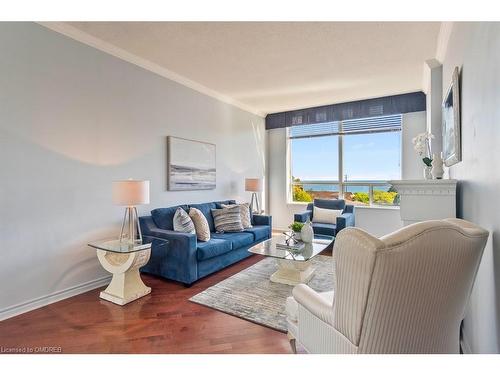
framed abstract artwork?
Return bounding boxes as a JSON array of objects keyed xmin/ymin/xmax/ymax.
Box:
[
  {"xmin": 167, "ymin": 136, "xmax": 216, "ymax": 191},
  {"xmin": 442, "ymin": 66, "xmax": 461, "ymax": 167}
]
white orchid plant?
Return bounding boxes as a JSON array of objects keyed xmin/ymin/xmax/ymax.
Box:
[{"xmin": 412, "ymin": 132, "xmax": 434, "ymax": 167}]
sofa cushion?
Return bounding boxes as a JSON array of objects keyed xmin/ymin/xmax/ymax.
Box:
[
  {"xmin": 151, "ymin": 205, "xmax": 189, "ymax": 230},
  {"xmin": 214, "ymin": 199, "xmax": 236, "ymax": 208},
  {"xmin": 189, "ymin": 202, "xmax": 217, "ymax": 232},
  {"xmin": 196, "ymin": 238, "xmax": 232, "ymax": 261},
  {"xmin": 312, "ymin": 222, "xmax": 336, "ymax": 236},
  {"xmin": 313, "ymin": 198, "xmax": 346, "ymax": 211},
  {"xmin": 211, "ymin": 232, "xmax": 254, "ymax": 249},
  {"xmin": 243, "ymin": 225, "xmax": 270, "ymax": 241}
]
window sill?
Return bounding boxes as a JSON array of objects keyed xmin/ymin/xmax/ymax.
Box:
[
  {"xmin": 286, "ymin": 201, "xmax": 400, "ymax": 210},
  {"xmin": 354, "ymin": 205, "xmax": 400, "ymax": 210},
  {"xmin": 286, "ymin": 202, "xmax": 310, "ymax": 206}
]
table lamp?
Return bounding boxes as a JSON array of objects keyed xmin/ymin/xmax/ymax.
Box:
[
  {"xmin": 112, "ymin": 180, "xmax": 150, "ymax": 244},
  {"xmin": 245, "ymin": 178, "xmax": 263, "ymax": 214}
]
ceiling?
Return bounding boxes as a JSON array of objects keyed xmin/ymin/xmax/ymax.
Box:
[{"xmin": 61, "ymin": 22, "xmax": 441, "ymax": 116}]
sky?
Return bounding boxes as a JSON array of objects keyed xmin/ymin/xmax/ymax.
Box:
[{"xmin": 291, "ymin": 132, "xmax": 401, "ymax": 181}]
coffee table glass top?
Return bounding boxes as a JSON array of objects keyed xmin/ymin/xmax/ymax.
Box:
[
  {"xmin": 248, "ymin": 233, "xmax": 334, "ymax": 261},
  {"xmin": 88, "ymin": 236, "xmax": 168, "ymax": 254}
]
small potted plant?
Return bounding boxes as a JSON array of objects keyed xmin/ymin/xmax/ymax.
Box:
[
  {"xmin": 289, "ymin": 221, "xmax": 304, "ymax": 241},
  {"xmin": 412, "ymin": 132, "xmax": 434, "ymax": 179}
]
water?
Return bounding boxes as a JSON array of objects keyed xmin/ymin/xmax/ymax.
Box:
[{"xmin": 301, "ymin": 182, "xmax": 390, "ymax": 193}]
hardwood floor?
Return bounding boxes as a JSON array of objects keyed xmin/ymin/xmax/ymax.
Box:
[{"xmin": 0, "ymin": 254, "xmax": 293, "ymax": 354}]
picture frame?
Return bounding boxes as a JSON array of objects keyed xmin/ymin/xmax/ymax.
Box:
[
  {"xmin": 442, "ymin": 66, "xmax": 461, "ymax": 167},
  {"xmin": 167, "ymin": 136, "xmax": 216, "ymax": 191}
]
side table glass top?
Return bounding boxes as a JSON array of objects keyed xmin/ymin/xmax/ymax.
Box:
[
  {"xmin": 248, "ymin": 233, "xmax": 334, "ymax": 261},
  {"xmin": 88, "ymin": 236, "xmax": 168, "ymax": 254}
]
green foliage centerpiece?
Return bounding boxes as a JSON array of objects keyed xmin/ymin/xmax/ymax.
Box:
[{"xmin": 288, "ymin": 221, "xmax": 304, "ymax": 241}]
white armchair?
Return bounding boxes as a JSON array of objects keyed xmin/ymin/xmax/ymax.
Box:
[{"xmin": 286, "ymin": 218, "xmax": 488, "ymax": 354}]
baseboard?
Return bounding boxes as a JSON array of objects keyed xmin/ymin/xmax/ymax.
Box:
[{"xmin": 0, "ymin": 275, "xmax": 111, "ymax": 321}]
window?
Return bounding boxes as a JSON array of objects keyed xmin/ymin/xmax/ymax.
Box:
[
  {"xmin": 291, "ymin": 135, "xmax": 340, "ymax": 202},
  {"xmin": 288, "ymin": 114, "xmax": 401, "ymax": 206}
]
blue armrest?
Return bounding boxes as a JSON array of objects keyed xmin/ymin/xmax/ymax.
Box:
[
  {"xmin": 139, "ymin": 216, "xmax": 198, "ymax": 284},
  {"xmin": 336, "ymin": 205, "xmax": 355, "ymax": 233},
  {"xmin": 253, "ymin": 214, "xmax": 272, "ymax": 227},
  {"xmin": 343, "ymin": 205, "xmax": 355, "ymax": 214},
  {"xmin": 294, "ymin": 210, "xmax": 312, "ymax": 223}
]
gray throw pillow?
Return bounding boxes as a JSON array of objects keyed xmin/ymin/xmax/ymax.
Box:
[
  {"xmin": 173, "ymin": 207, "xmax": 195, "ymax": 234},
  {"xmin": 222, "ymin": 202, "xmax": 252, "ymax": 229},
  {"xmin": 211, "ymin": 206, "xmax": 244, "ymax": 233}
]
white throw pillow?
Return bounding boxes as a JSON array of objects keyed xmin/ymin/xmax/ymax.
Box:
[
  {"xmin": 312, "ymin": 206, "xmax": 343, "ymax": 225},
  {"xmin": 189, "ymin": 207, "xmax": 210, "ymax": 242},
  {"xmin": 173, "ymin": 207, "xmax": 195, "ymax": 234}
]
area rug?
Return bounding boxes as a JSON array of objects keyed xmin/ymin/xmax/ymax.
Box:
[{"xmin": 189, "ymin": 255, "xmax": 334, "ymax": 332}]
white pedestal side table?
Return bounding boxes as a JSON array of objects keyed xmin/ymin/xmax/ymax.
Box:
[
  {"xmin": 248, "ymin": 234, "xmax": 334, "ymax": 286},
  {"xmin": 88, "ymin": 237, "xmax": 167, "ymax": 305}
]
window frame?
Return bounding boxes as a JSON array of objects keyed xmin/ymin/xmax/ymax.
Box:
[{"xmin": 287, "ymin": 115, "xmax": 402, "ymax": 206}]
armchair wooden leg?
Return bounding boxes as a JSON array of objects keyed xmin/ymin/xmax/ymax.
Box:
[{"xmin": 287, "ymin": 332, "xmax": 297, "ymax": 354}]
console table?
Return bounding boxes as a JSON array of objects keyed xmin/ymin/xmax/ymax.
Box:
[{"xmin": 389, "ymin": 179, "xmax": 458, "ymax": 226}]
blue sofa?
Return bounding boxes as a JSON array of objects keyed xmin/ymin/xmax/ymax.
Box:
[
  {"xmin": 139, "ymin": 200, "xmax": 272, "ymax": 286},
  {"xmin": 294, "ymin": 198, "xmax": 355, "ymax": 237}
]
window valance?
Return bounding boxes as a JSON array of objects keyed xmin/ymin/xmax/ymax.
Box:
[{"xmin": 265, "ymin": 91, "xmax": 425, "ymax": 130}]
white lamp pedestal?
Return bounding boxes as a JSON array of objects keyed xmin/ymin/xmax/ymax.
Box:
[
  {"xmin": 97, "ymin": 247, "xmax": 151, "ymax": 305},
  {"xmin": 389, "ymin": 179, "xmax": 458, "ymax": 226}
]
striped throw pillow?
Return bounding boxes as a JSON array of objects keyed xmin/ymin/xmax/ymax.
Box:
[
  {"xmin": 222, "ymin": 202, "xmax": 252, "ymax": 229},
  {"xmin": 211, "ymin": 206, "xmax": 244, "ymax": 233},
  {"xmin": 173, "ymin": 207, "xmax": 195, "ymax": 234}
]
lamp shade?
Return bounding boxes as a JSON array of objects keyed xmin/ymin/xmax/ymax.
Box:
[
  {"xmin": 112, "ymin": 180, "xmax": 150, "ymax": 206},
  {"xmin": 245, "ymin": 178, "xmax": 263, "ymax": 192}
]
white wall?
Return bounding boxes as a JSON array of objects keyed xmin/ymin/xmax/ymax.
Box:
[
  {"xmin": 355, "ymin": 207, "xmax": 403, "ymax": 237},
  {"xmin": 267, "ymin": 128, "xmax": 294, "ymax": 230},
  {"xmin": 425, "ymin": 59, "xmax": 444, "ymax": 156},
  {"xmin": 0, "ymin": 23, "xmax": 266, "ymax": 319},
  {"xmin": 402, "ymin": 112, "xmax": 428, "ymax": 179},
  {"xmin": 440, "ymin": 22, "xmax": 500, "ymax": 353},
  {"xmin": 267, "ymin": 111, "xmax": 426, "ymax": 235}
]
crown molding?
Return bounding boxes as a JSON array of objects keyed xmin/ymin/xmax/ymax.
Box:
[
  {"xmin": 37, "ymin": 22, "xmax": 265, "ymax": 118},
  {"xmin": 436, "ymin": 22, "xmax": 454, "ymax": 64},
  {"xmin": 422, "ymin": 22, "xmax": 451, "ymax": 92}
]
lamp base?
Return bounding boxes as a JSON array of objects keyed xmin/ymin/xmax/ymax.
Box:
[
  {"xmin": 250, "ymin": 192, "xmax": 261, "ymax": 214},
  {"xmin": 119, "ymin": 206, "xmax": 143, "ymax": 244}
]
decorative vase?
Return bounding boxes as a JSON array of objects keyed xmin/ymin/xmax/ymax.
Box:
[
  {"xmin": 293, "ymin": 231, "xmax": 301, "ymax": 241},
  {"xmin": 431, "ymin": 153, "xmax": 445, "ymax": 179},
  {"xmin": 423, "ymin": 166, "xmax": 432, "ymax": 180},
  {"xmin": 300, "ymin": 219, "xmax": 314, "ymax": 243}
]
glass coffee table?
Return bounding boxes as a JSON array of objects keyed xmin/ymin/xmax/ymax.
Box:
[
  {"xmin": 88, "ymin": 236, "xmax": 168, "ymax": 305},
  {"xmin": 248, "ymin": 233, "xmax": 334, "ymax": 285}
]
